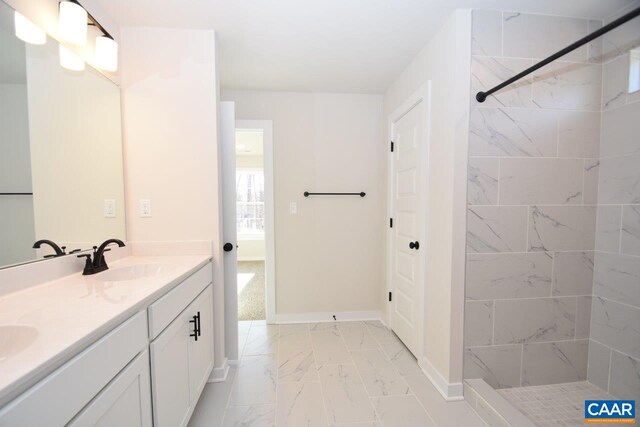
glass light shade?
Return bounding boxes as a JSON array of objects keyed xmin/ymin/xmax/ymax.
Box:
[
  {"xmin": 58, "ymin": 1, "xmax": 87, "ymax": 45},
  {"xmin": 59, "ymin": 44, "xmax": 85, "ymax": 71},
  {"xmin": 95, "ymin": 36, "xmax": 118, "ymax": 72},
  {"xmin": 14, "ymin": 12, "xmax": 46, "ymax": 45}
]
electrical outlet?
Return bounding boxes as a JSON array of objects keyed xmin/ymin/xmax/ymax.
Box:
[
  {"xmin": 104, "ymin": 199, "xmax": 116, "ymax": 218},
  {"xmin": 139, "ymin": 199, "xmax": 152, "ymax": 218},
  {"xmin": 289, "ymin": 202, "xmax": 297, "ymax": 214}
]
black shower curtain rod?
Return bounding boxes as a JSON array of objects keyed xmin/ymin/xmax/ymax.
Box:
[{"xmin": 476, "ymin": 6, "xmax": 640, "ymax": 103}]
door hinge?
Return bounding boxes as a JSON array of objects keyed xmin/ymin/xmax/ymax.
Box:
[
  {"xmin": 388, "ymin": 291, "xmax": 392, "ymax": 302},
  {"xmin": 390, "ymin": 141, "xmax": 394, "ymax": 152},
  {"xmin": 389, "ymin": 218, "xmax": 393, "ymax": 228}
]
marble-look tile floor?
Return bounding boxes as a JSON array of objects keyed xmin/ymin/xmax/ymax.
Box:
[
  {"xmin": 189, "ymin": 320, "xmax": 486, "ymax": 427},
  {"xmin": 498, "ymin": 382, "xmax": 630, "ymax": 427}
]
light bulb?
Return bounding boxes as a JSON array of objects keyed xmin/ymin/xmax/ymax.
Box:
[
  {"xmin": 14, "ymin": 12, "xmax": 46, "ymax": 45},
  {"xmin": 58, "ymin": 1, "xmax": 87, "ymax": 45},
  {"xmin": 95, "ymin": 35, "xmax": 118, "ymax": 72},
  {"xmin": 59, "ymin": 44, "xmax": 85, "ymax": 71}
]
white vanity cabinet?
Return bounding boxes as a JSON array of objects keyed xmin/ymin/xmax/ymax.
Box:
[{"xmin": 150, "ymin": 284, "xmax": 214, "ymax": 427}]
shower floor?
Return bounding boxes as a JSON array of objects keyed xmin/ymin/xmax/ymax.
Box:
[{"xmin": 497, "ymin": 382, "xmax": 619, "ymax": 426}]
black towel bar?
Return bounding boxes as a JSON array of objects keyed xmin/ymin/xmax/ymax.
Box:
[{"xmin": 304, "ymin": 192, "xmax": 366, "ymax": 197}]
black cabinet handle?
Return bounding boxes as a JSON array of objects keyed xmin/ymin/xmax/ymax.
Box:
[
  {"xmin": 409, "ymin": 241, "xmax": 420, "ymax": 250},
  {"xmin": 189, "ymin": 314, "xmax": 199, "ymax": 341},
  {"xmin": 196, "ymin": 311, "xmax": 201, "ymax": 337}
]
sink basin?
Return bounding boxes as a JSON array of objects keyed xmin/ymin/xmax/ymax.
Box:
[
  {"xmin": 0, "ymin": 325, "xmax": 39, "ymax": 362},
  {"xmin": 94, "ymin": 263, "xmax": 165, "ymax": 282}
]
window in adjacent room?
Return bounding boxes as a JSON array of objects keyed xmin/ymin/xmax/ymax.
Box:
[
  {"xmin": 236, "ymin": 169, "xmax": 265, "ymax": 237},
  {"xmin": 629, "ymin": 48, "xmax": 640, "ymax": 93}
]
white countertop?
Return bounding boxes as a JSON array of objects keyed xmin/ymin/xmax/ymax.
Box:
[{"xmin": 0, "ymin": 254, "xmax": 211, "ymax": 407}]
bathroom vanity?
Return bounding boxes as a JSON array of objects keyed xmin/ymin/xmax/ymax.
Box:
[{"xmin": 0, "ymin": 255, "xmax": 214, "ymax": 427}]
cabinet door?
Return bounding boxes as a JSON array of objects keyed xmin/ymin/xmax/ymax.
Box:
[
  {"xmin": 187, "ymin": 284, "xmax": 214, "ymax": 400},
  {"xmin": 150, "ymin": 311, "xmax": 192, "ymax": 427},
  {"xmin": 68, "ymin": 350, "xmax": 152, "ymax": 427}
]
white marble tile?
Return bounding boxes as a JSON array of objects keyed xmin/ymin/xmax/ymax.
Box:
[
  {"xmin": 364, "ymin": 320, "xmax": 396, "ymax": 341},
  {"xmin": 371, "ymin": 395, "xmax": 435, "ymax": 427},
  {"xmin": 602, "ymin": 4, "xmax": 640, "ymax": 61},
  {"xmin": 405, "ymin": 374, "xmax": 485, "ymax": 427},
  {"xmin": 466, "ymin": 253, "xmax": 552, "ymax": 300},
  {"xmin": 601, "ymin": 96, "xmax": 640, "ymax": 157},
  {"xmin": 588, "ymin": 20, "xmax": 604, "ymax": 63},
  {"xmin": 276, "ymin": 382, "xmax": 328, "ymax": 427},
  {"xmin": 377, "ymin": 336, "xmax": 422, "ymax": 377},
  {"xmin": 591, "ymin": 296, "xmax": 640, "ymax": 360},
  {"xmin": 351, "ymin": 350, "xmax": 410, "ymax": 397},
  {"xmin": 503, "ymin": 12, "xmax": 588, "ymax": 62},
  {"xmin": 464, "ymin": 301, "xmax": 494, "ymax": 347},
  {"xmin": 594, "ymin": 251, "xmax": 640, "ymax": 308},
  {"xmin": 279, "ymin": 323, "xmax": 310, "ymax": 340},
  {"xmin": 474, "ymin": 395, "xmax": 510, "ymax": 427},
  {"xmin": 471, "ymin": 57, "xmax": 534, "ymax": 107},
  {"xmin": 229, "ymin": 355, "xmax": 277, "ymax": 406},
  {"xmin": 521, "ymin": 340, "xmax": 589, "ymax": 386},
  {"xmin": 552, "ymin": 251, "xmax": 594, "ymax": 296},
  {"xmin": 309, "ymin": 322, "xmax": 339, "ymax": 332},
  {"xmin": 468, "ymin": 158, "xmax": 499, "ymax": 205},
  {"xmin": 621, "ymin": 205, "xmax": 640, "ymax": 256},
  {"xmin": 588, "ymin": 339, "xmax": 611, "ymax": 391},
  {"xmin": 278, "ymin": 339, "xmax": 318, "ymax": 383},
  {"xmin": 318, "ymin": 364, "xmax": 377, "ymax": 424},
  {"xmin": 598, "ymin": 153, "xmax": 640, "ymax": 204},
  {"xmin": 532, "ymin": 61, "xmax": 602, "ymax": 111},
  {"xmin": 338, "ymin": 323, "xmax": 380, "ymax": 350},
  {"xmin": 584, "ymin": 159, "xmax": 600, "ymax": 205},
  {"xmin": 603, "ymin": 54, "xmax": 630, "ymax": 110},
  {"xmin": 499, "ymin": 158, "xmax": 584, "ymax": 205},
  {"xmin": 310, "ymin": 330, "xmax": 352, "ymax": 365},
  {"xmin": 469, "ymin": 107, "xmax": 557, "ymax": 157},
  {"xmin": 609, "ymin": 350, "xmax": 640, "ymax": 400},
  {"xmin": 472, "ymin": 10, "xmax": 502, "ymax": 56},
  {"xmin": 467, "ymin": 206, "xmax": 528, "ymax": 253},
  {"xmin": 528, "ymin": 206, "xmax": 597, "ymax": 251},
  {"xmin": 238, "ymin": 320, "xmax": 252, "ymax": 335},
  {"xmin": 221, "ymin": 405, "xmax": 275, "ymax": 427},
  {"xmin": 330, "ymin": 423, "xmax": 381, "ymax": 427},
  {"xmin": 243, "ymin": 325, "xmax": 279, "ymax": 356},
  {"xmin": 464, "ymin": 345, "xmax": 522, "ymax": 388},
  {"xmin": 576, "ymin": 296, "xmax": 592, "ymax": 339},
  {"xmin": 189, "ymin": 366, "xmax": 238, "ymax": 427},
  {"xmin": 557, "ymin": 110, "xmax": 601, "ymax": 158},
  {"xmin": 596, "ymin": 205, "xmax": 623, "ymax": 252},
  {"xmin": 494, "ymin": 298, "xmax": 576, "ymax": 344}
]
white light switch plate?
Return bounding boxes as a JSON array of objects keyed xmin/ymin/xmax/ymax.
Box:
[
  {"xmin": 290, "ymin": 202, "xmax": 297, "ymax": 214},
  {"xmin": 104, "ymin": 199, "xmax": 116, "ymax": 218},
  {"xmin": 139, "ymin": 199, "xmax": 152, "ymax": 217}
]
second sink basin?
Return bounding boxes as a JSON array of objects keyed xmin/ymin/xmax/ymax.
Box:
[
  {"xmin": 0, "ymin": 325, "xmax": 39, "ymax": 362},
  {"xmin": 94, "ymin": 263, "xmax": 165, "ymax": 282}
]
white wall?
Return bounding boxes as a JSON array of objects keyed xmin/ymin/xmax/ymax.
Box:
[
  {"xmin": 383, "ymin": 9, "xmax": 471, "ymax": 395},
  {"xmin": 222, "ymin": 90, "xmax": 386, "ymax": 317},
  {"xmin": 120, "ymin": 26, "xmax": 226, "ymax": 369}
]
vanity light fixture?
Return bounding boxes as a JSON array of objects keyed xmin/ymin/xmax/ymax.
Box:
[
  {"xmin": 58, "ymin": 0, "xmax": 87, "ymax": 45},
  {"xmin": 14, "ymin": 12, "xmax": 46, "ymax": 45},
  {"xmin": 59, "ymin": 44, "xmax": 85, "ymax": 71},
  {"xmin": 95, "ymin": 35, "xmax": 118, "ymax": 72}
]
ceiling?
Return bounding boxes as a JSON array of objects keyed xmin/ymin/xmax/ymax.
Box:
[{"xmin": 97, "ymin": 0, "xmax": 634, "ymax": 94}]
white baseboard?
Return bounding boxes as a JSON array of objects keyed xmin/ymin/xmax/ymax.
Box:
[
  {"xmin": 208, "ymin": 358, "xmax": 230, "ymax": 383},
  {"xmin": 274, "ymin": 311, "xmax": 382, "ymax": 324},
  {"xmin": 237, "ymin": 257, "xmax": 265, "ymax": 262},
  {"xmin": 419, "ymin": 356, "xmax": 464, "ymax": 401}
]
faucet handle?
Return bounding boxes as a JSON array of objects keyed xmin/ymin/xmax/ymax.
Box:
[{"xmin": 61, "ymin": 246, "xmax": 67, "ymax": 254}]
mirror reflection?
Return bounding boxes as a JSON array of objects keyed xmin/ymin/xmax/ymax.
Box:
[{"xmin": 0, "ymin": 1, "xmax": 125, "ymax": 268}]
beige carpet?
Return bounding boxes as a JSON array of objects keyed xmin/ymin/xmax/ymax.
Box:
[{"xmin": 237, "ymin": 261, "xmax": 265, "ymax": 321}]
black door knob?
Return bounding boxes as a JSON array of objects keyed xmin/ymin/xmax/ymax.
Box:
[
  {"xmin": 223, "ymin": 242, "xmax": 234, "ymax": 252},
  {"xmin": 409, "ymin": 241, "xmax": 420, "ymax": 250}
]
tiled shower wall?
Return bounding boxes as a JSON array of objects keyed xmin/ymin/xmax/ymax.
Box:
[
  {"xmin": 463, "ymin": 10, "xmax": 603, "ymax": 389},
  {"xmin": 587, "ymin": 2, "xmax": 640, "ymax": 401}
]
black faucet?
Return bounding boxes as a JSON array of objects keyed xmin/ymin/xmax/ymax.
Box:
[
  {"xmin": 33, "ymin": 239, "xmax": 66, "ymax": 258},
  {"xmin": 77, "ymin": 239, "xmax": 126, "ymax": 275}
]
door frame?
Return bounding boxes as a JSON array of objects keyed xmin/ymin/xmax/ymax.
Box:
[
  {"xmin": 236, "ymin": 119, "xmax": 276, "ymax": 324},
  {"xmin": 386, "ymin": 82, "xmax": 431, "ymax": 361}
]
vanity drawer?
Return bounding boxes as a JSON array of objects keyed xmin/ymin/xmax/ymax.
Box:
[
  {"xmin": 147, "ymin": 263, "xmax": 212, "ymax": 340},
  {"xmin": 0, "ymin": 311, "xmax": 148, "ymax": 427}
]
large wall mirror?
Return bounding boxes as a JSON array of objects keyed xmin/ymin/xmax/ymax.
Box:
[{"xmin": 0, "ymin": 0, "xmax": 125, "ymax": 269}]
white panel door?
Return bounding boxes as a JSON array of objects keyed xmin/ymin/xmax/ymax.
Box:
[
  {"xmin": 220, "ymin": 102, "xmax": 239, "ymax": 360},
  {"xmin": 390, "ymin": 100, "xmax": 426, "ymax": 357}
]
